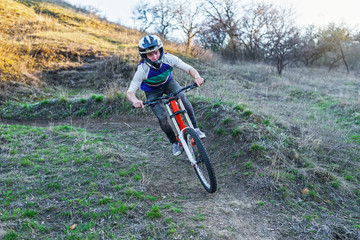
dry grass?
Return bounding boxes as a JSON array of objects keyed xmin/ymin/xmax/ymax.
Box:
[
  {"xmin": 182, "ymin": 59, "xmax": 360, "ymax": 201},
  {"xmin": 104, "ymin": 81, "xmax": 120, "ymax": 101},
  {"xmin": 0, "ymin": 0, "xmax": 142, "ymax": 86},
  {"xmin": 0, "ymin": 0, "xmax": 202, "ymax": 103}
]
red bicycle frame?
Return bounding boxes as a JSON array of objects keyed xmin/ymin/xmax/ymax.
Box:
[{"xmin": 165, "ymin": 97, "xmax": 194, "ymax": 138}]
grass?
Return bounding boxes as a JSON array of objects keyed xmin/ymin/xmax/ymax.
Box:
[
  {"xmin": 146, "ymin": 205, "xmax": 162, "ymax": 219},
  {"xmin": 0, "ymin": 92, "xmax": 132, "ymax": 120},
  {"xmin": 0, "ymin": 0, "xmax": 141, "ymax": 84},
  {"xmin": 188, "ymin": 60, "xmax": 360, "ymax": 237},
  {"xmin": 1, "ymin": 65, "xmax": 360, "ymax": 238},
  {"xmin": 0, "ymin": 123, "xmax": 204, "ymax": 239}
]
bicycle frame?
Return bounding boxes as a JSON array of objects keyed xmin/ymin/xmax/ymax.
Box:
[{"xmin": 164, "ymin": 97, "xmax": 198, "ymax": 166}]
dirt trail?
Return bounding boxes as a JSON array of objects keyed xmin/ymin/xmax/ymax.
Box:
[{"xmin": 1, "ymin": 116, "xmax": 284, "ymax": 239}]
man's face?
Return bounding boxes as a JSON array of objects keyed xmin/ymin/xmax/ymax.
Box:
[{"xmin": 146, "ymin": 49, "xmax": 160, "ymax": 62}]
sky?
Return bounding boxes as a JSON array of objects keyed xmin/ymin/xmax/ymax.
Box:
[{"xmin": 64, "ymin": 0, "xmax": 360, "ymax": 29}]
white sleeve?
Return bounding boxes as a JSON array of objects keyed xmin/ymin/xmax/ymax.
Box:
[
  {"xmin": 127, "ymin": 65, "xmax": 146, "ymax": 93},
  {"xmin": 166, "ymin": 54, "xmax": 193, "ymax": 73}
]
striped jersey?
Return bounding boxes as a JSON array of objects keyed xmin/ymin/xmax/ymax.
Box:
[{"xmin": 127, "ymin": 53, "xmax": 192, "ymax": 93}]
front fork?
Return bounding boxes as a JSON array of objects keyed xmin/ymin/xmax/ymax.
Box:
[{"xmin": 165, "ymin": 99, "xmax": 197, "ymax": 165}]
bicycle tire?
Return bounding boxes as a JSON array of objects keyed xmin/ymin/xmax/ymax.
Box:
[{"xmin": 184, "ymin": 128, "xmax": 217, "ymax": 193}]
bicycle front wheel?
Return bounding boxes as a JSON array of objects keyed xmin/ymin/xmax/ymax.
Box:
[{"xmin": 184, "ymin": 128, "xmax": 217, "ymax": 193}]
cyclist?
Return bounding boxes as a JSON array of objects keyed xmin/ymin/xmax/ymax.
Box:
[{"xmin": 126, "ymin": 34, "xmax": 206, "ymax": 156}]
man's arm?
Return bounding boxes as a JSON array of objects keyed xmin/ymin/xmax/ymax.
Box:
[
  {"xmin": 126, "ymin": 91, "xmax": 144, "ymax": 109},
  {"xmin": 189, "ymin": 68, "xmax": 205, "ymax": 87},
  {"xmin": 168, "ymin": 54, "xmax": 205, "ymax": 87}
]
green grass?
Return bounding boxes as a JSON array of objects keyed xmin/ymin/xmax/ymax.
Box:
[
  {"xmin": 0, "ymin": 123, "xmax": 200, "ymax": 239},
  {"xmin": 0, "ymin": 93, "xmax": 132, "ymax": 120},
  {"xmin": 146, "ymin": 205, "xmax": 162, "ymax": 219},
  {"xmin": 233, "ymin": 104, "xmax": 246, "ymax": 112}
]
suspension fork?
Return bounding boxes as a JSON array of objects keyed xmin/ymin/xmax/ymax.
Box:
[
  {"xmin": 165, "ymin": 99, "xmax": 197, "ymax": 165},
  {"xmin": 177, "ymin": 98, "xmax": 194, "ymax": 129},
  {"xmin": 170, "ymin": 99, "xmax": 186, "ymax": 130},
  {"xmin": 165, "ymin": 98, "xmax": 194, "ymax": 133},
  {"xmin": 165, "ymin": 99, "xmax": 184, "ymax": 138}
]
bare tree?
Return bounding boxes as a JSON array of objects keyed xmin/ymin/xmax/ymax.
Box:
[
  {"xmin": 318, "ymin": 23, "xmax": 352, "ymax": 73},
  {"xmin": 173, "ymin": 1, "xmax": 202, "ymax": 53},
  {"xmin": 354, "ymin": 31, "xmax": 360, "ymax": 42},
  {"xmin": 131, "ymin": 0, "xmax": 177, "ymax": 39},
  {"xmin": 240, "ymin": 2, "xmax": 275, "ymax": 61},
  {"xmin": 198, "ymin": 23, "xmax": 227, "ymax": 52},
  {"xmin": 152, "ymin": 0, "xmax": 177, "ymax": 38},
  {"xmin": 296, "ymin": 25, "xmax": 324, "ymax": 66},
  {"xmin": 203, "ymin": 0, "xmax": 241, "ymax": 58},
  {"xmin": 262, "ymin": 7, "xmax": 300, "ymax": 75},
  {"xmin": 132, "ymin": 1, "xmax": 153, "ymax": 33}
]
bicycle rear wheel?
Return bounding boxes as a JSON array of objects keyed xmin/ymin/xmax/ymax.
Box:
[{"xmin": 184, "ymin": 128, "xmax": 217, "ymax": 193}]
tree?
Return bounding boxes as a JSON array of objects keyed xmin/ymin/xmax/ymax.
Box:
[
  {"xmin": 198, "ymin": 23, "xmax": 227, "ymax": 52},
  {"xmin": 173, "ymin": 1, "xmax": 202, "ymax": 53},
  {"xmin": 132, "ymin": 1, "xmax": 153, "ymax": 33},
  {"xmin": 203, "ymin": 0, "xmax": 241, "ymax": 59},
  {"xmin": 131, "ymin": 0, "xmax": 177, "ymax": 39},
  {"xmin": 296, "ymin": 25, "xmax": 324, "ymax": 66},
  {"xmin": 262, "ymin": 6, "xmax": 300, "ymax": 75},
  {"xmin": 240, "ymin": 2, "xmax": 275, "ymax": 61},
  {"xmin": 152, "ymin": 0, "xmax": 177, "ymax": 38},
  {"xmin": 318, "ymin": 23, "xmax": 352, "ymax": 73}
]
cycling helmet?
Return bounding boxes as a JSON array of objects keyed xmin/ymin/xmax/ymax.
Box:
[{"xmin": 138, "ymin": 35, "xmax": 164, "ymax": 69}]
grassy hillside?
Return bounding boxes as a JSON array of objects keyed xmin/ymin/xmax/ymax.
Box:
[
  {"xmin": 1, "ymin": 0, "xmax": 360, "ymax": 239},
  {"xmin": 0, "ymin": 0, "xmax": 192, "ymax": 102},
  {"xmin": 0, "ymin": 0, "xmax": 136, "ymax": 81}
]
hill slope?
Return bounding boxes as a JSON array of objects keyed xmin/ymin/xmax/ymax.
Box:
[
  {"xmin": 0, "ymin": 0, "xmax": 190, "ymax": 102},
  {"xmin": 0, "ymin": 0, "xmax": 140, "ymax": 82}
]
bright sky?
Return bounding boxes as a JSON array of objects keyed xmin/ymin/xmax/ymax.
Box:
[
  {"xmin": 64, "ymin": 0, "xmax": 136, "ymax": 26},
  {"xmin": 269, "ymin": 0, "xmax": 359, "ymax": 28},
  {"xmin": 64, "ymin": 0, "xmax": 360, "ymax": 29}
]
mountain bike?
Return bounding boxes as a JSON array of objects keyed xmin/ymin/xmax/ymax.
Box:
[{"xmin": 143, "ymin": 83, "xmax": 217, "ymax": 193}]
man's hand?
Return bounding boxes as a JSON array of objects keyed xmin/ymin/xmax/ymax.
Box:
[
  {"xmin": 195, "ymin": 76, "xmax": 205, "ymax": 87},
  {"xmin": 133, "ymin": 100, "xmax": 144, "ymax": 109},
  {"xmin": 127, "ymin": 91, "xmax": 144, "ymax": 109}
]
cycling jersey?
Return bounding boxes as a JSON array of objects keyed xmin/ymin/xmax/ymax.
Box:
[{"xmin": 127, "ymin": 53, "xmax": 192, "ymax": 93}]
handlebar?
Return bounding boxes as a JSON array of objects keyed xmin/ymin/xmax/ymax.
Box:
[{"xmin": 143, "ymin": 83, "xmax": 198, "ymax": 107}]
